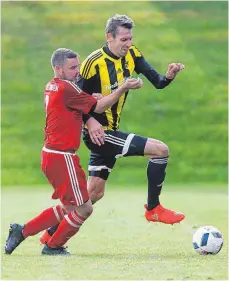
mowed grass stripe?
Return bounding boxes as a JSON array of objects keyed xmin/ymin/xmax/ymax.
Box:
[
  {"xmin": 1, "ymin": 187, "xmax": 228, "ymax": 280},
  {"xmin": 1, "ymin": 1, "xmax": 228, "ymax": 186}
]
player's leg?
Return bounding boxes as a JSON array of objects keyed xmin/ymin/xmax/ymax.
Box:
[
  {"xmin": 106, "ymin": 132, "xmax": 184, "ymax": 224},
  {"xmin": 42, "ymin": 200, "xmax": 93, "ymax": 255},
  {"xmin": 86, "ymin": 131, "xmax": 144, "ymax": 204},
  {"xmin": 87, "ymin": 176, "xmax": 106, "ymax": 204},
  {"xmin": 40, "ymin": 163, "xmax": 111, "ymax": 245},
  {"xmin": 85, "ymin": 130, "xmax": 184, "ymax": 225},
  {"xmin": 39, "ymin": 204, "xmax": 77, "ymax": 245},
  {"xmin": 40, "ymin": 149, "xmax": 116, "ymax": 244},
  {"xmin": 144, "ymin": 138, "xmax": 169, "ymax": 210},
  {"xmin": 5, "ymin": 200, "xmax": 69, "ymax": 253},
  {"xmin": 143, "ymin": 138, "xmax": 184, "ymax": 224},
  {"xmin": 87, "ymin": 150, "xmax": 117, "ymax": 203},
  {"xmin": 39, "ymin": 152, "xmax": 115, "ymax": 245},
  {"xmin": 82, "ymin": 129, "xmax": 126, "ymax": 204},
  {"xmin": 5, "ymin": 151, "xmax": 69, "ymax": 255},
  {"xmin": 5, "ymin": 203, "xmax": 68, "ymax": 255},
  {"xmin": 125, "ymin": 135, "xmax": 184, "ymax": 224},
  {"xmin": 39, "ymin": 224, "xmax": 59, "ymax": 245},
  {"xmin": 41, "ymin": 153, "xmax": 93, "ymax": 255}
]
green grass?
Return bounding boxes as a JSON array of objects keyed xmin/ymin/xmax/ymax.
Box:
[
  {"xmin": 1, "ymin": 186, "xmax": 228, "ymax": 280},
  {"xmin": 1, "ymin": 1, "xmax": 228, "ymax": 186}
]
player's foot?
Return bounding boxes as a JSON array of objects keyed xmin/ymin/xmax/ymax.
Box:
[
  {"xmin": 40, "ymin": 230, "xmax": 51, "ymax": 245},
  {"xmin": 5, "ymin": 223, "xmax": 25, "ymax": 254},
  {"xmin": 144, "ymin": 204, "xmax": 185, "ymax": 224},
  {"xmin": 41, "ymin": 244, "xmax": 71, "ymax": 256}
]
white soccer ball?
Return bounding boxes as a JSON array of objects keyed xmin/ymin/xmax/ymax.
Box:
[{"xmin": 192, "ymin": 226, "xmax": 223, "ymax": 255}]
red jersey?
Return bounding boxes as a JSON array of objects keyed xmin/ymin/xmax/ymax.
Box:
[{"xmin": 44, "ymin": 78, "xmax": 97, "ymax": 152}]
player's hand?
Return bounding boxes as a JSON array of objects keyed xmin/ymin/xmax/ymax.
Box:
[
  {"xmin": 123, "ymin": 77, "xmax": 143, "ymax": 91},
  {"xmin": 166, "ymin": 63, "xmax": 185, "ymax": 79},
  {"xmin": 92, "ymin": 93, "xmax": 103, "ymax": 100},
  {"xmin": 86, "ymin": 117, "xmax": 105, "ymax": 146}
]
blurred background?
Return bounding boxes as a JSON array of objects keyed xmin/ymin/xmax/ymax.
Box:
[{"xmin": 2, "ymin": 1, "xmax": 228, "ymax": 188}]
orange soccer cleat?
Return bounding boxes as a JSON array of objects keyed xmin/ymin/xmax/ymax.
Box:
[
  {"xmin": 39, "ymin": 230, "xmax": 51, "ymax": 245},
  {"xmin": 144, "ymin": 204, "xmax": 185, "ymax": 225}
]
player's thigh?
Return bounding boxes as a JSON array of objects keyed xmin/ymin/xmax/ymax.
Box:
[
  {"xmin": 42, "ymin": 151, "xmax": 89, "ymax": 207},
  {"xmin": 118, "ymin": 134, "xmax": 168, "ymax": 158},
  {"xmin": 87, "ymin": 150, "xmax": 116, "ymax": 181},
  {"xmin": 83, "ymin": 129, "xmax": 127, "ymax": 158},
  {"xmin": 83, "ymin": 129, "xmax": 147, "ymax": 179},
  {"xmin": 120, "ymin": 133, "xmax": 147, "ymax": 157},
  {"xmin": 84, "ymin": 130, "xmax": 166, "ymax": 159},
  {"xmin": 86, "ymin": 129, "xmax": 146, "ymax": 158}
]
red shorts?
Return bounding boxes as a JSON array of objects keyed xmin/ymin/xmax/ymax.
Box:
[{"xmin": 41, "ymin": 149, "xmax": 89, "ymax": 206}]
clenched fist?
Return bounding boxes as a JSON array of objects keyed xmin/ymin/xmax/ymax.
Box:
[{"xmin": 166, "ymin": 63, "xmax": 185, "ymax": 79}]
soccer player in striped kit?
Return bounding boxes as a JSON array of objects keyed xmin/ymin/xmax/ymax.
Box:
[
  {"xmin": 4, "ymin": 48, "xmax": 143, "ymax": 255},
  {"xmin": 78, "ymin": 15, "xmax": 185, "ymax": 225}
]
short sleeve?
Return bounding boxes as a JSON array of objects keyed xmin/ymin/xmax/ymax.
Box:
[{"xmin": 62, "ymin": 80, "xmax": 97, "ymax": 114}]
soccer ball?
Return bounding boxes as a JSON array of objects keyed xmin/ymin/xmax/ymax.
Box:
[{"xmin": 192, "ymin": 226, "xmax": 223, "ymax": 255}]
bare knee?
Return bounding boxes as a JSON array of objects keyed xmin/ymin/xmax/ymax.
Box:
[
  {"xmin": 62, "ymin": 205, "xmax": 74, "ymax": 214},
  {"xmin": 79, "ymin": 202, "xmax": 93, "ymax": 218},
  {"xmin": 62, "ymin": 200, "xmax": 93, "ymax": 218},
  {"xmin": 75, "ymin": 200, "xmax": 93, "ymax": 218},
  {"xmin": 159, "ymin": 143, "xmax": 169, "ymax": 157},
  {"xmin": 144, "ymin": 138, "xmax": 169, "ymax": 158},
  {"xmin": 88, "ymin": 176, "xmax": 106, "ymax": 203}
]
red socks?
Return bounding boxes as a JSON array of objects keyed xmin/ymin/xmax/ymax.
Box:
[
  {"xmin": 22, "ymin": 206, "xmax": 87, "ymax": 249},
  {"xmin": 22, "ymin": 205, "xmax": 66, "ymax": 238},
  {"xmin": 47, "ymin": 210, "xmax": 86, "ymax": 248}
]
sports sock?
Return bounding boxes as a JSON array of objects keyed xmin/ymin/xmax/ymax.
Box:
[
  {"xmin": 22, "ymin": 205, "xmax": 66, "ymax": 238},
  {"xmin": 147, "ymin": 157, "xmax": 169, "ymax": 210},
  {"xmin": 47, "ymin": 200, "xmax": 96, "ymax": 236},
  {"xmin": 47, "ymin": 210, "xmax": 86, "ymax": 248}
]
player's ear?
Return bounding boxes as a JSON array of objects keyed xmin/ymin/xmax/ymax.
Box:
[
  {"xmin": 106, "ymin": 33, "xmax": 113, "ymax": 43},
  {"xmin": 55, "ymin": 65, "xmax": 60, "ymax": 71},
  {"xmin": 55, "ymin": 65, "xmax": 63, "ymax": 76}
]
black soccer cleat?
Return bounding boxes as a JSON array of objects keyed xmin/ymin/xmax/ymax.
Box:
[
  {"xmin": 41, "ymin": 244, "xmax": 71, "ymax": 256},
  {"xmin": 5, "ymin": 223, "xmax": 25, "ymax": 255}
]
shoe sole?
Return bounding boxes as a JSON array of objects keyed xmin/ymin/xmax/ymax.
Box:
[{"xmin": 41, "ymin": 250, "xmax": 71, "ymax": 256}]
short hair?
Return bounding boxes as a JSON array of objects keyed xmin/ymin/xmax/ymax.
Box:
[
  {"xmin": 51, "ymin": 48, "xmax": 78, "ymax": 69},
  {"xmin": 105, "ymin": 14, "xmax": 135, "ymax": 38}
]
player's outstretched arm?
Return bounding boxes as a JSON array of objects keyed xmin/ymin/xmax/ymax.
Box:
[
  {"xmin": 94, "ymin": 78, "xmax": 143, "ymax": 113},
  {"xmin": 135, "ymin": 54, "xmax": 185, "ymax": 89}
]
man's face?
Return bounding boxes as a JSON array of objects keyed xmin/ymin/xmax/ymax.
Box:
[
  {"xmin": 107, "ymin": 26, "xmax": 133, "ymax": 57},
  {"xmin": 57, "ymin": 57, "xmax": 80, "ymax": 82}
]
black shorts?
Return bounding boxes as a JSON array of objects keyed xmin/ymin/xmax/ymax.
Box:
[{"xmin": 82, "ymin": 129, "xmax": 147, "ymax": 180}]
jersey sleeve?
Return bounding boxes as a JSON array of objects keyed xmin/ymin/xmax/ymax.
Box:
[
  {"xmin": 62, "ymin": 80, "xmax": 97, "ymax": 114},
  {"xmin": 130, "ymin": 46, "xmax": 173, "ymax": 89}
]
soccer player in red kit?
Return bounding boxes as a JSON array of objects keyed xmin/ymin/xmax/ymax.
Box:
[{"xmin": 5, "ymin": 48, "xmax": 143, "ymax": 255}]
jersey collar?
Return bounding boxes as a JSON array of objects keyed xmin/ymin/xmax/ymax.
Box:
[{"xmin": 103, "ymin": 44, "xmax": 120, "ymax": 60}]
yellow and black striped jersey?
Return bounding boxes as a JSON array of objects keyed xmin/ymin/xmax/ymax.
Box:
[{"xmin": 77, "ymin": 44, "xmax": 172, "ymax": 131}]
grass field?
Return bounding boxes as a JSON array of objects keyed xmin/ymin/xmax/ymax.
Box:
[
  {"xmin": 1, "ymin": 2, "xmax": 227, "ymax": 279},
  {"xmin": 1, "ymin": 186, "xmax": 228, "ymax": 280},
  {"xmin": 2, "ymin": 1, "xmax": 228, "ymax": 185}
]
